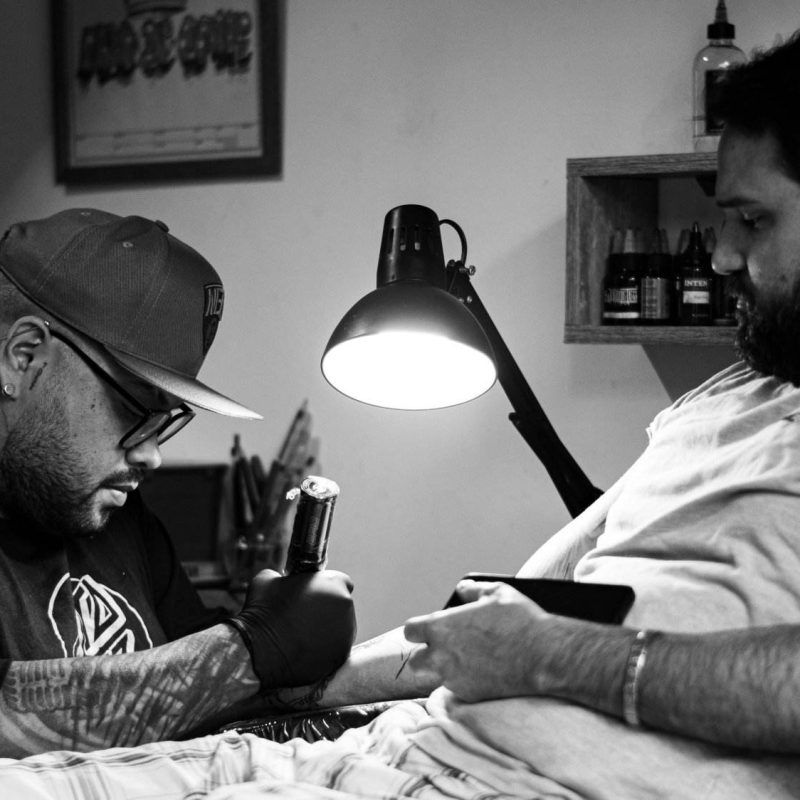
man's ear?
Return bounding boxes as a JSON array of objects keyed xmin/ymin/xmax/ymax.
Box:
[{"xmin": 0, "ymin": 316, "xmax": 55, "ymax": 395}]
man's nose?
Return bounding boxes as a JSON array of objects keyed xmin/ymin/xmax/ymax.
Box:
[
  {"xmin": 125, "ymin": 435, "xmax": 162, "ymax": 471},
  {"xmin": 711, "ymin": 226, "xmax": 746, "ymax": 275}
]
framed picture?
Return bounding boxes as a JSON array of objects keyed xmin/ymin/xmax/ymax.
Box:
[{"xmin": 52, "ymin": 0, "xmax": 281, "ymax": 184}]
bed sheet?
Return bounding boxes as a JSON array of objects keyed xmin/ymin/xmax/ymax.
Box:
[
  {"xmin": 3, "ymin": 690, "xmax": 800, "ymax": 800},
  {"xmin": 0, "ymin": 698, "xmax": 574, "ymax": 800}
]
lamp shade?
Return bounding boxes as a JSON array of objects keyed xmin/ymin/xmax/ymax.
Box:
[{"xmin": 321, "ymin": 205, "xmax": 497, "ymax": 410}]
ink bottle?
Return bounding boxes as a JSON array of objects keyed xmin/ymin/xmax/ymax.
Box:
[
  {"xmin": 679, "ymin": 223, "xmax": 713, "ymax": 325},
  {"xmin": 640, "ymin": 228, "xmax": 672, "ymax": 325},
  {"xmin": 693, "ymin": 0, "xmax": 746, "ymax": 152},
  {"xmin": 603, "ymin": 228, "xmax": 642, "ymax": 325},
  {"xmin": 672, "ymin": 229, "xmax": 689, "ymax": 323}
]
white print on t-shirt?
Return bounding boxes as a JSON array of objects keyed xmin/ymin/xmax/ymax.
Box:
[{"xmin": 47, "ymin": 573, "xmax": 154, "ymax": 657}]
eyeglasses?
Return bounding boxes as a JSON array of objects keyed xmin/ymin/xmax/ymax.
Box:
[{"xmin": 51, "ymin": 331, "xmax": 195, "ymax": 449}]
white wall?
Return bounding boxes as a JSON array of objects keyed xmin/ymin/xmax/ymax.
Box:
[{"xmin": 2, "ymin": 1, "xmax": 798, "ymax": 639}]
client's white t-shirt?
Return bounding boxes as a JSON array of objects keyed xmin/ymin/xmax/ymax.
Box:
[{"xmin": 431, "ymin": 362, "xmax": 800, "ymax": 800}]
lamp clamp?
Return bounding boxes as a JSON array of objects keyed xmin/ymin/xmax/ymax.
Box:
[{"xmin": 445, "ymin": 258, "xmax": 478, "ymax": 306}]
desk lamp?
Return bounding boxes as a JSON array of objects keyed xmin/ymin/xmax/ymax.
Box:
[{"xmin": 321, "ymin": 204, "xmax": 602, "ymax": 517}]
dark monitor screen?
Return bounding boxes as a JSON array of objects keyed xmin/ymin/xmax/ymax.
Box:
[{"xmin": 139, "ymin": 463, "xmax": 228, "ymax": 565}]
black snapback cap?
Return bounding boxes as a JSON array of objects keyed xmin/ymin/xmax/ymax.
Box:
[{"xmin": 0, "ymin": 208, "xmax": 261, "ymax": 419}]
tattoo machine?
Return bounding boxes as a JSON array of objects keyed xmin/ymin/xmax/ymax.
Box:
[{"xmin": 284, "ymin": 476, "xmax": 339, "ymax": 574}]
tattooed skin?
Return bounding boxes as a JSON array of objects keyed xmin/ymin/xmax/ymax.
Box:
[
  {"xmin": 0, "ymin": 625, "xmax": 259, "ymax": 758},
  {"xmin": 395, "ymin": 649, "xmax": 414, "ymax": 679},
  {"xmin": 354, "ymin": 629, "xmax": 419, "ymax": 680}
]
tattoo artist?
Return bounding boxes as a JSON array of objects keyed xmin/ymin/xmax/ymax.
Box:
[{"xmin": 0, "ymin": 209, "xmax": 356, "ymax": 757}]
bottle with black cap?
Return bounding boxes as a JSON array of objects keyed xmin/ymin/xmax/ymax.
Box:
[
  {"xmin": 679, "ymin": 223, "xmax": 713, "ymax": 325},
  {"xmin": 693, "ymin": 0, "xmax": 746, "ymax": 152},
  {"xmin": 602, "ymin": 228, "xmax": 643, "ymax": 325}
]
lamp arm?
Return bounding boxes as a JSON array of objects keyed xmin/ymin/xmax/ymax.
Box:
[{"xmin": 447, "ymin": 262, "xmax": 603, "ymax": 518}]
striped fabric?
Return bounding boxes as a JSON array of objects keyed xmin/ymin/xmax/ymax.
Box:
[{"xmin": 0, "ymin": 699, "xmax": 571, "ymax": 800}]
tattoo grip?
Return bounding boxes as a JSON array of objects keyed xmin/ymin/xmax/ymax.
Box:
[
  {"xmin": 284, "ymin": 476, "xmax": 339, "ymax": 574},
  {"xmin": 226, "ymin": 476, "xmax": 354, "ymax": 692}
]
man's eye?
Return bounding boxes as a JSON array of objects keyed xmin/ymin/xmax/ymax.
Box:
[{"xmin": 741, "ymin": 213, "xmax": 763, "ymax": 230}]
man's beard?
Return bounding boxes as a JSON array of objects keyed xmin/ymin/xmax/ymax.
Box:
[
  {"xmin": 0, "ymin": 392, "xmax": 134, "ymax": 539},
  {"xmin": 731, "ymin": 272, "xmax": 800, "ymax": 386}
]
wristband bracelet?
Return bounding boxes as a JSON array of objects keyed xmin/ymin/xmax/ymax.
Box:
[{"xmin": 622, "ymin": 629, "xmax": 649, "ymax": 727}]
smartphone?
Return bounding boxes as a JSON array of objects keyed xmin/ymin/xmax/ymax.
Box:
[{"xmin": 444, "ymin": 573, "xmax": 635, "ymax": 624}]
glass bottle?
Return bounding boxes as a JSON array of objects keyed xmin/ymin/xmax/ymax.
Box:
[
  {"xmin": 679, "ymin": 223, "xmax": 713, "ymax": 325},
  {"xmin": 640, "ymin": 228, "xmax": 672, "ymax": 325},
  {"xmin": 693, "ymin": 0, "xmax": 746, "ymax": 152},
  {"xmin": 603, "ymin": 228, "xmax": 642, "ymax": 325},
  {"xmin": 673, "ymin": 228, "xmax": 689, "ymax": 323}
]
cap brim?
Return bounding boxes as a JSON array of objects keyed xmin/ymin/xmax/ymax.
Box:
[
  {"xmin": 47, "ymin": 318, "xmax": 262, "ymax": 420},
  {"xmin": 109, "ymin": 348, "xmax": 263, "ymax": 420}
]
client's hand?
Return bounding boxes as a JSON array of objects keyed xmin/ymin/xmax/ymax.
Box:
[
  {"xmin": 226, "ymin": 569, "xmax": 356, "ymax": 691},
  {"xmin": 403, "ymin": 579, "xmax": 558, "ymax": 702}
]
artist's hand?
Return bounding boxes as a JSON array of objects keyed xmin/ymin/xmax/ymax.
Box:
[
  {"xmin": 403, "ymin": 580, "xmax": 558, "ymax": 702},
  {"xmin": 227, "ymin": 569, "xmax": 356, "ymax": 691}
]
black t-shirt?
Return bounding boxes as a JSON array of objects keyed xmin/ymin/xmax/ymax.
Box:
[{"xmin": 0, "ymin": 491, "xmax": 227, "ymax": 676}]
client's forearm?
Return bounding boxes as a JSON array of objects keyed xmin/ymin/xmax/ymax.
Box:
[
  {"xmin": 636, "ymin": 625, "xmax": 800, "ymax": 753},
  {"xmin": 535, "ymin": 618, "xmax": 800, "ymax": 753},
  {"xmin": 523, "ymin": 614, "xmax": 630, "ymax": 717},
  {"xmin": 0, "ymin": 624, "xmax": 258, "ymax": 757},
  {"xmin": 261, "ymin": 626, "xmax": 439, "ymax": 712},
  {"xmin": 326, "ymin": 626, "xmax": 439, "ymax": 703}
]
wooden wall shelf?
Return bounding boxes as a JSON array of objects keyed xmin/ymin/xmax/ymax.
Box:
[
  {"xmin": 565, "ymin": 324, "xmax": 735, "ymax": 346},
  {"xmin": 565, "ymin": 152, "xmax": 724, "ymax": 345}
]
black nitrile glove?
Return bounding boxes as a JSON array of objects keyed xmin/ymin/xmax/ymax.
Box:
[{"xmin": 225, "ymin": 569, "xmax": 356, "ymax": 691}]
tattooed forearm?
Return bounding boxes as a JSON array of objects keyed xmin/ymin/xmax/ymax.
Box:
[
  {"xmin": 355, "ymin": 629, "xmax": 420, "ymax": 681},
  {"xmin": 0, "ymin": 624, "xmax": 259, "ymax": 758},
  {"xmin": 352, "ymin": 629, "xmax": 421, "ymax": 680}
]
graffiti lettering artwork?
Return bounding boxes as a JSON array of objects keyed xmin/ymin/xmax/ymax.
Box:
[
  {"xmin": 77, "ymin": 10, "xmax": 253, "ymax": 83},
  {"xmin": 53, "ymin": 0, "xmax": 280, "ymax": 182}
]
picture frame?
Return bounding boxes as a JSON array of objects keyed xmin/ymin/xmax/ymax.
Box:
[{"xmin": 51, "ymin": 0, "xmax": 281, "ymax": 184}]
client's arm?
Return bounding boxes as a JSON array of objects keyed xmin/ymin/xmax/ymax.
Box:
[
  {"xmin": 622, "ymin": 625, "xmax": 800, "ymax": 752},
  {"xmin": 404, "ymin": 580, "xmax": 800, "ymax": 754},
  {"xmin": 251, "ymin": 626, "xmax": 440, "ymax": 715}
]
